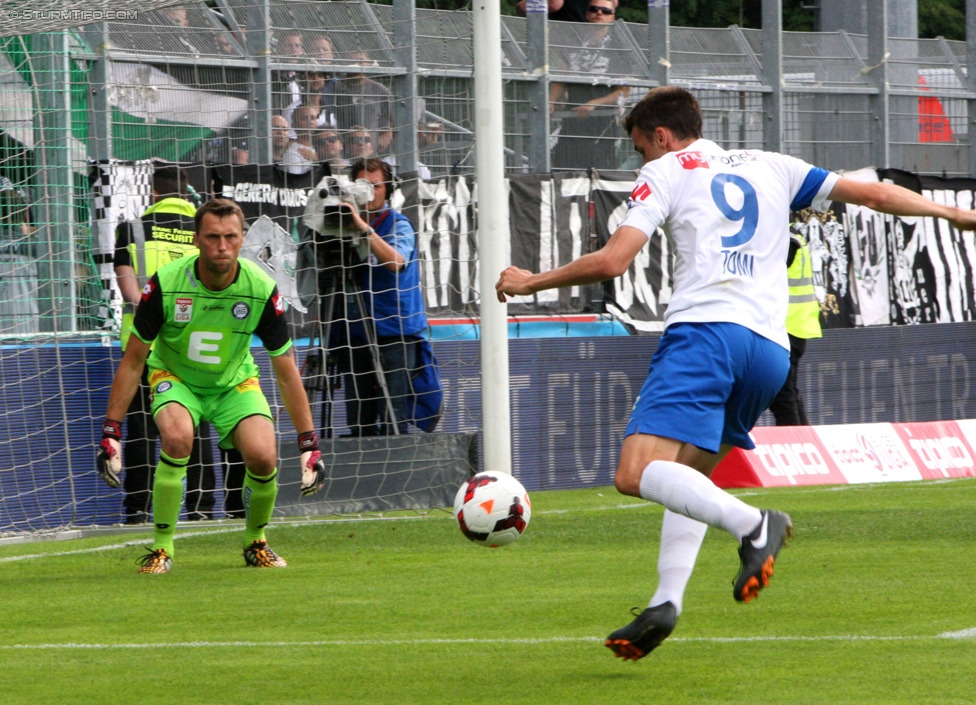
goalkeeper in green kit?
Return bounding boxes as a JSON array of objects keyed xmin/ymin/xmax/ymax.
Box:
[{"xmin": 97, "ymin": 198, "xmax": 326, "ymax": 573}]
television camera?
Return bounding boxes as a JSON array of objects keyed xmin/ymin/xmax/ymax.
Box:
[{"xmin": 301, "ymin": 176, "xmax": 375, "ymax": 262}]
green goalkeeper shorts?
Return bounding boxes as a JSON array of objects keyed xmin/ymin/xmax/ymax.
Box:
[{"xmin": 148, "ymin": 369, "xmax": 273, "ymax": 450}]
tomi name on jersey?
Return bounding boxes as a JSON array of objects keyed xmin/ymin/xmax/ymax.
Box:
[{"xmin": 722, "ymin": 248, "xmax": 754, "ymax": 278}]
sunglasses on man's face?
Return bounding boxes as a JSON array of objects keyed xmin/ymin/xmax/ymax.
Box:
[
  {"xmin": 317, "ymin": 135, "xmax": 340, "ymax": 144},
  {"xmin": 587, "ymin": 5, "xmax": 614, "ymax": 15},
  {"xmin": 352, "ymin": 136, "xmax": 372, "ymax": 144}
]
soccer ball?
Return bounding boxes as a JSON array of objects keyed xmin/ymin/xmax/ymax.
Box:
[{"xmin": 453, "ymin": 471, "xmax": 531, "ymax": 547}]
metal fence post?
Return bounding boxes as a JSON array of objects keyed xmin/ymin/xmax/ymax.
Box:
[
  {"xmin": 392, "ymin": 0, "xmax": 419, "ymax": 176},
  {"xmin": 245, "ymin": 0, "xmax": 272, "ymax": 165},
  {"xmin": 526, "ymin": 0, "xmax": 551, "ymax": 174},
  {"xmin": 646, "ymin": 0, "xmax": 669, "ymax": 88},
  {"xmin": 79, "ymin": 23, "xmax": 112, "ymax": 163},
  {"xmin": 32, "ymin": 31, "xmax": 76, "ymax": 334},
  {"xmin": 761, "ymin": 0, "xmax": 783, "ymax": 153},
  {"xmin": 968, "ymin": 0, "xmax": 976, "ymax": 177},
  {"xmin": 867, "ymin": 0, "xmax": 890, "ymax": 168}
]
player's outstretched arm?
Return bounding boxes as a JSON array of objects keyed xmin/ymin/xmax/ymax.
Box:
[
  {"xmin": 496, "ymin": 225, "xmax": 647, "ymax": 302},
  {"xmin": 828, "ymin": 177, "xmax": 976, "ymax": 231},
  {"xmin": 270, "ymin": 349, "xmax": 326, "ymax": 496}
]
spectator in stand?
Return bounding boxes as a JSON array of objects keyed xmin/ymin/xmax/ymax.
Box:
[
  {"xmin": 416, "ymin": 120, "xmax": 446, "ymax": 178},
  {"xmin": 0, "ymin": 176, "xmax": 38, "ymax": 336},
  {"xmin": 278, "ymin": 29, "xmax": 305, "ymax": 59},
  {"xmin": 370, "ymin": 97, "xmax": 432, "ymax": 180},
  {"xmin": 418, "ymin": 121, "xmax": 444, "ymax": 152},
  {"xmin": 515, "ymin": 0, "xmax": 617, "ymax": 22},
  {"xmin": 274, "ymin": 29, "xmax": 306, "ymax": 125},
  {"xmin": 161, "ymin": 5, "xmax": 202, "ymax": 54},
  {"xmin": 377, "ymin": 127, "xmax": 432, "ymax": 181},
  {"xmin": 549, "ymin": 0, "xmax": 629, "ymax": 171},
  {"xmin": 163, "ymin": 6, "xmax": 190, "ymax": 27},
  {"xmin": 345, "ymin": 125, "xmax": 375, "ymax": 161},
  {"xmin": 227, "ymin": 114, "xmax": 252, "ymax": 166},
  {"xmin": 231, "ymin": 142, "xmax": 250, "ymax": 166},
  {"xmin": 309, "ymin": 34, "xmax": 335, "ymax": 68},
  {"xmin": 273, "ymin": 114, "xmax": 317, "ymax": 175},
  {"xmin": 292, "ymin": 106, "xmax": 320, "ymax": 155},
  {"xmin": 303, "ymin": 70, "xmax": 336, "ymax": 130},
  {"xmin": 313, "ymin": 129, "xmax": 350, "ymax": 172},
  {"xmin": 322, "ymin": 51, "xmax": 393, "ymax": 155},
  {"xmin": 112, "ymin": 164, "xmax": 217, "ymax": 524},
  {"xmin": 215, "ymin": 31, "xmax": 239, "ymax": 56}
]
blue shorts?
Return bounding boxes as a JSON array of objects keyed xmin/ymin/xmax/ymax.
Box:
[{"xmin": 625, "ymin": 322, "xmax": 790, "ymax": 453}]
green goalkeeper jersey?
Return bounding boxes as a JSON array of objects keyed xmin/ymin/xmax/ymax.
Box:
[{"xmin": 132, "ymin": 254, "xmax": 292, "ymax": 392}]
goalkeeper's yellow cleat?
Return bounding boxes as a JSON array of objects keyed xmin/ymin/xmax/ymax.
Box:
[
  {"xmin": 136, "ymin": 547, "xmax": 172, "ymax": 574},
  {"xmin": 243, "ymin": 540, "xmax": 287, "ymax": 568}
]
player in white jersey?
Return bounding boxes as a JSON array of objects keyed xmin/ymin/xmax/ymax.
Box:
[
  {"xmin": 496, "ymin": 86, "xmax": 976, "ymax": 661},
  {"xmin": 621, "ymin": 138, "xmax": 837, "ymax": 350}
]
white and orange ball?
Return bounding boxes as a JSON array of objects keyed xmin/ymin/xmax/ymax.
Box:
[{"xmin": 453, "ymin": 471, "xmax": 531, "ymax": 547}]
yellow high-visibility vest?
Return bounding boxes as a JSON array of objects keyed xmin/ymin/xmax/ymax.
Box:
[
  {"xmin": 119, "ymin": 198, "xmax": 197, "ymax": 349},
  {"xmin": 786, "ymin": 235, "xmax": 822, "ymax": 340}
]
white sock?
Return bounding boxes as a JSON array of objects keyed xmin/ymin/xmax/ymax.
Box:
[
  {"xmin": 649, "ymin": 510, "xmax": 707, "ymax": 616},
  {"xmin": 639, "ymin": 459, "xmax": 762, "ymax": 539}
]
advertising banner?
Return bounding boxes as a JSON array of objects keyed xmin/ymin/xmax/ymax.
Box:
[{"xmin": 713, "ymin": 421, "xmax": 976, "ymax": 489}]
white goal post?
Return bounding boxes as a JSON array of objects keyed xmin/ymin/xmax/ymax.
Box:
[{"xmin": 473, "ymin": 0, "xmax": 512, "ymax": 477}]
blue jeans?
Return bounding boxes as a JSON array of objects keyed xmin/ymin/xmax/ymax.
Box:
[{"xmin": 344, "ymin": 336, "xmax": 420, "ymax": 436}]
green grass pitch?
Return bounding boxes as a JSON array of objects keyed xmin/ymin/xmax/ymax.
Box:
[{"xmin": 2, "ymin": 478, "xmax": 975, "ymax": 704}]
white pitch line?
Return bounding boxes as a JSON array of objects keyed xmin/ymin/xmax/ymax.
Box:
[
  {"xmin": 939, "ymin": 627, "xmax": 976, "ymax": 639},
  {"xmin": 3, "ymin": 478, "xmax": 973, "ymax": 564},
  {"xmin": 1, "ymin": 631, "xmax": 973, "ymax": 651},
  {"xmin": 0, "ymin": 527, "xmax": 241, "ymax": 563},
  {"xmin": 6, "ymin": 478, "xmax": 972, "ymax": 559},
  {"xmin": 0, "ymin": 506, "xmax": 648, "ymax": 563},
  {"xmin": 0, "ymin": 515, "xmax": 428, "ymax": 564}
]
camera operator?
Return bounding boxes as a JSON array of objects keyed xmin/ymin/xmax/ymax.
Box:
[{"xmin": 338, "ymin": 158, "xmax": 429, "ymax": 436}]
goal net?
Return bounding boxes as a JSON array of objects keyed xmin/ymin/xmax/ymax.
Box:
[
  {"xmin": 1, "ymin": 0, "xmax": 608, "ymax": 535},
  {"xmin": 0, "ymin": 1, "xmax": 787, "ymax": 535}
]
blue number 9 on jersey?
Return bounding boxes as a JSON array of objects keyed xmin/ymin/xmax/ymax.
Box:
[{"xmin": 711, "ymin": 173, "xmax": 759, "ymax": 248}]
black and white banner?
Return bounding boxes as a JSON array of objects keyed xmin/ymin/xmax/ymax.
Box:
[
  {"xmin": 210, "ymin": 163, "xmax": 325, "ymax": 234},
  {"xmin": 591, "ymin": 175, "xmax": 673, "ymax": 330},
  {"xmin": 879, "ymin": 169, "xmax": 976, "ymax": 325},
  {"xmin": 92, "ymin": 165, "xmax": 976, "ymax": 331}
]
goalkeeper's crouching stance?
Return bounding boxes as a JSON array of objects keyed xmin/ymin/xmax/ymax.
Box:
[{"xmin": 97, "ymin": 198, "xmax": 326, "ymax": 574}]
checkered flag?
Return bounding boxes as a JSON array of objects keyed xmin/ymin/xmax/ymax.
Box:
[
  {"xmin": 90, "ymin": 158, "xmax": 154, "ymax": 261},
  {"xmin": 89, "ymin": 159, "xmax": 155, "ymax": 332}
]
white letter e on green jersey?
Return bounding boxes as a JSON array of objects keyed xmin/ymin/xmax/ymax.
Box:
[{"xmin": 187, "ymin": 331, "xmax": 223, "ymax": 364}]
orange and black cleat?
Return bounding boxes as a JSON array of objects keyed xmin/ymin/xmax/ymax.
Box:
[
  {"xmin": 733, "ymin": 510, "xmax": 793, "ymax": 602},
  {"xmin": 243, "ymin": 540, "xmax": 288, "ymax": 568},
  {"xmin": 136, "ymin": 547, "xmax": 172, "ymax": 574},
  {"xmin": 604, "ymin": 602, "xmax": 677, "ymax": 661}
]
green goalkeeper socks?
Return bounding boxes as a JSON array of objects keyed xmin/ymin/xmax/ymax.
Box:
[
  {"xmin": 152, "ymin": 451, "xmax": 189, "ymax": 556},
  {"xmin": 243, "ymin": 468, "xmax": 278, "ymax": 546}
]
